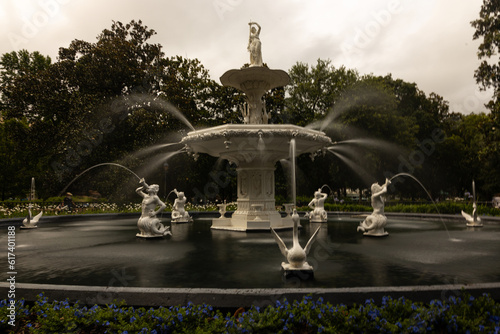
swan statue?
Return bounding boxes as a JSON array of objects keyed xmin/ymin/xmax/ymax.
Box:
[
  {"xmin": 21, "ymin": 204, "xmax": 43, "ymax": 229},
  {"xmin": 271, "ymin": 209, "xmax": 321, "ymax": 271},
  {"xmin": 462, "ymin": 202, "xmax": 482, "ymax": 227},
  {"xmin": 462, "ymin": 180, "xmax": 483, "ymax": 227}
]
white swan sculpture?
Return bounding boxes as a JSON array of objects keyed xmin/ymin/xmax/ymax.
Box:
[
  {"xmin": 462, "ymin": 180, "xmax": 483, "ymax": 227},
  {"xmin": 462, "ymin": 202, "xmax": 482, "ymax": 227},
  {"xmin": 271, "ymin": 209, "xmax": 321, "ymax": 271},
  {"xmin": 21, "ymin": 205, "xmax": 43, "ymax": 229}
]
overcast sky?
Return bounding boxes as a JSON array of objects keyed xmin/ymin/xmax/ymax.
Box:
[{"xmin": 0, "ymin": 0, "xmax": 492, "ymax": 114}]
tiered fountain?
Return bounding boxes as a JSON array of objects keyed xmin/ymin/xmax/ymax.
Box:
[{"xmin": 181, "ymin": 22, "xmax": 332, "ymax": 231}]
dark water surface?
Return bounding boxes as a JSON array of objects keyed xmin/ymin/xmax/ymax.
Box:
[{"xmin": 2, "ymin": 216, "xmax": 499, "ymax": 288}]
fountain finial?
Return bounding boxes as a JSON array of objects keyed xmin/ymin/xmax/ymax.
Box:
[{"xmin": 248, "ymin": 21, "xmax": 263, "ymax": 67}]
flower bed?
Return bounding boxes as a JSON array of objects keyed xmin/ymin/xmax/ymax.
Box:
[
  {"xmin": 1, "ymin": 293, "xmax": 499, "ymax": 333},
  {"xmin": 0, "ymin": 202, "xmax": 238, "ymax": 219}
]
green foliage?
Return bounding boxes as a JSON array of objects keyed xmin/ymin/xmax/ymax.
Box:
[
  {"xmin": 471, "ymin": 0, "xmax": 500, "ymax": 117},
  {"xmin": 1, "ymin": 293, "xmax": 499, "ymax": 333},
  {"xmin": 384, "ymin": 202, "xmax": 500, "ymax": 216},
  {"xmin": 285, "ymin": 58, "xmax": 358, "ymax": 126}
]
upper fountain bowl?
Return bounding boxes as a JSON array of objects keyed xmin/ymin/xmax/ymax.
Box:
[{"xmin": 220, "ymin": 67, "xmax": 290, "ymax": 94}]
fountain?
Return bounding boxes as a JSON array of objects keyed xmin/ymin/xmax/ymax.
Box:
[
  {"xmin": 357, "ymin": 178, "xmax": 390, "ymax": 237},
  {"xmin": 181, "ymin": 22, "xmax": 332, "ymax": 231},
  {"xmin": 2, "ymin": 22, "xmax": 500, "ymax": 309},
  {"xmin": 462, "ymin": 180, "xmax": 483, "ymax": 227}
]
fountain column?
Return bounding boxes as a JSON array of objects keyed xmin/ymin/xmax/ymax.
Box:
[{"xmin": 223, "ymin": 163, "xmax": 281, "ymax": 229}]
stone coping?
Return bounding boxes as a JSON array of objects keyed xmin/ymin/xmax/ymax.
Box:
[{"xmin": 1, "ymin": 282, "xmax": 499, "ymax": 307}]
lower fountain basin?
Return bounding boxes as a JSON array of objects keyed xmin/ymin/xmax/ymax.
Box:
[{"xmin": 2, "ymin": 214, "xmax": 500, "ymax": 289}]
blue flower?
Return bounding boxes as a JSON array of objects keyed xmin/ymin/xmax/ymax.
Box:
[{"xmin": 130, "ymin": 316, "xmax": 136, "ymax": 323}]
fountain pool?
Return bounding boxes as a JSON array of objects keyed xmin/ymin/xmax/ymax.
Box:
[{"xmin": 2, "ymin": 214, "xmax": 499, "ymax": 290}]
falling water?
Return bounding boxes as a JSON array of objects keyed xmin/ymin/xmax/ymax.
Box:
[
  {"xmin": 120, "ymin": 93, "xmax": 196, "ymax": 132},
  {"xmin": 290, "ymin": 138, "xmax": 296, "ymax": 208},
  {"xmin": 59, "ymin": 163, "xmax": 141, "ymax": 196},
  {"xmin": 389, "ymin": 172, "xmax": 460, "ymax": 242},
  {"xmin": 29, "ymin": 177, "xmax": 36, "ymax": 201},
  {"xmin": 320, "ymin": 184, "xmax": 334, "ymax": 195},
  {"xmin": 130, "ymin": 142, "xmax": 183, "ymax": 159},
  {"xmin": 333, "ymin": 138, "xmax": 404, "ymax": 155},
  {"xmin": 165, "ymin": 189, "xmax": 176, "ymax": 203},
  {"xmin": 327, "ymin": 147, "xmax": 375, "ymax": 187},
  {"xmin": 135, "ymin": 148, "xmax": 186, "ymax": 180},
  {"xmin": 257, "ymin": 134, "xmax": 266, "ymax": 152}
]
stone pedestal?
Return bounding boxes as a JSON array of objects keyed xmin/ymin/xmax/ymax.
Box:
[{"xmin": 281, "ymin": 265, "xmax": 315, "ymax": 281}]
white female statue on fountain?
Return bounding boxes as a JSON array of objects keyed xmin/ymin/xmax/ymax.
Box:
[
  {"xmin": 248, "ymin": 21, "xmax": 263, "ymax": 67},
  {"xmin": 357, "ymin": 178, "xmax": 391, "ymax": 237},
  {"xmin": 305, "ymin": 189, "xmax": 328, "ymax": 222},
  {"xmin": 136, "ymin": 178, "xmax": 172, "ymax": 238},
  {"xmin": 171, "ymin": 189, "xmax": 192, "ymax": 223}
]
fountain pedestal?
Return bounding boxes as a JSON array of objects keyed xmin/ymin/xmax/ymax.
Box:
[{"xmin": 212, "ymin": 164, "xmax": 281, "ymax": 231}]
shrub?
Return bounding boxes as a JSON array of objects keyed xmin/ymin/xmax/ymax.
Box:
[{"xmin": 1, "ymin": 293, "xmax": 499, "ymax": 333}]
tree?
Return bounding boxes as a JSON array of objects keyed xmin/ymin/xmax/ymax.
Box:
[
  {"xmin": 0, "ymin": 20, "xmax": 224, "ymax": 199},
  {"xmin": 471, "ymin": 0, "xmax": 500, "ymax": 117},
  {"xmin": 471, "ymin": 1, "xmax": 500, "ymax": 198},
  {"xmin": 285, "ymin": 59, "xmax": 358, "ymax": 126}
]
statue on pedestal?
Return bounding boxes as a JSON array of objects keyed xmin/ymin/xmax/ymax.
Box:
[
  {"xmin": 271, "ymin": 209, "xmax": 321, "ymax": 279},
  {"xmin": 305, "ymin": 189, "xmax": 328, "ymax": 222},
  {"xmin": 248, "ymin": 21, "xmax": 263, "ymax": 67},
  {"xmin": 171, "ymin": 189, "xmax": 192, "ymax": 223},
  {"xmin": 462, "ymin": 180, "xmax": 483, "ymax": 227},
  {"xmin": 357, "ymin": 179, "xmax": 390, "ymax": 237},
  {"xmin": 136, "ymin": 178, "xmax": 171, "ymax": 238},
  {"xmin": 21, "ymin": 204, "xmax": 42, "ymax": 229}
]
